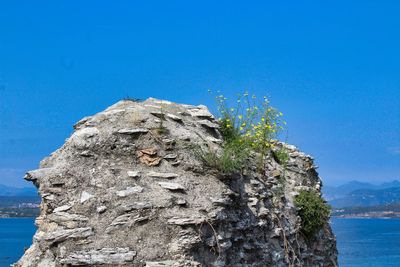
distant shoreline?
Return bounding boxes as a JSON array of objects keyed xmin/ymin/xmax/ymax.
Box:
[{"xmin": 331, "ymin": 212, "xmax": 400, "ymax": 219}]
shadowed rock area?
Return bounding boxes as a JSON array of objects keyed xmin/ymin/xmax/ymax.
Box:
[{"xmin": 15, "ymin": 98, "xmax": 337, "ymax": 267}]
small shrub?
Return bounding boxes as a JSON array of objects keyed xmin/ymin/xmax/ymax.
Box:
[
  {"xmin": 215, "ymin": 91, "xmax": 285, "ymax": 172},
  {"xmin": 218, "ymin": 117, "xmax": 240, "ymax": 142},
  {"xmin": 192, "ymin": 138, "xmax": 251, "ymax": 174},
  {"xmin": 194, "ymin": 91, "xmax": 286, "ymax": 175},
  {"xmin": 155, "ymin": 126, "xmax": 168, "ymax": 135},
  {"xmin": 154, "ymin": 101, "xmax": 168, "ymax": 135},
  {"xmin": 215, "ymin": 92, "xmax": 285, "ymax": 148},
  {"xmin": 294, "ymin": 190, "xmax": 331, "ymax": 238},
  {"xmin": 273, "ymin": 147, "xmax": 290, "ymax": 166}
]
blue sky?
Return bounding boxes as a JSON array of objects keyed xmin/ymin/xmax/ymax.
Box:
[{"xmin": 0, "ymin": 1, "xmax": 399, "ymax": 187}]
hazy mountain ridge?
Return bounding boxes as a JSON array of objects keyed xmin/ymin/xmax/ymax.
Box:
[{"xmin": 324, "ymin": 180, "xmax": 400, "ymax": 208}]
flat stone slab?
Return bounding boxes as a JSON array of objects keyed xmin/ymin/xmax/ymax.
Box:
[
  {"xmin": 60, "ymin": 248, "xmax": 136, "ymax": 265},
  {"xmin": 24, "ymin": 168, "xmax": 55, "ymax": 182},
  {"xmin": 117, "ymin": 128, "xmax": 149, "ymax": 134},
  {"xmin": 96, "ymin": 206, "xmax": 107, "ymax": 213},
  {"xmin": 116, "ymin": 186, "xmax": 144, "ymax": 197},
  {"xmin": 122, "ymin": 202, "xmax": 153, "ymax": 212},
  {"xmin": 111, "ymin": 213, "xmax": 149, "ymax": 226},
  {"xmin": 163, "ymin": 154, "xmax": 178, "ymax": 160},
  {"xmin": 49, "ymin": 212, "xmax": 89, "ymax": 222},
  {"xmin": 43, "ymin": 227, "xmax": 93, "ymax": 244},
  {"xmin": 127, "ymin": 170, "xmax": 141, "ymax": 178},
  {"xmin": 146, "ymin": 261, "xmax": 180, "ymax": 267},
  {"xmin": 80, "ymin": 191, "xmax": 94, "ymax": 203},
  {"xmin": 158, "ymin": 182, "xmax": 185, "ymax": 191},
  {"xmin": 147, "ymin": 172, "xmax": 178, "ymax": 179},
  {"xmin": 166, "ymin": 113, "xmax": 183, "ymax": 122},
  {"xmin": 198, "ymin": 120, "xmax": 219, "ymax": 129},
  {"xmin": 210, "ymin": 197, "xmax": 231, "ymax": 206},
  {"xmin": 206, "ymin": 136, "xmax": 223, "ymax": 143},
  {"xmin": 150, "ymin": 111, "xmax": 166, "ymax": 119},
  {"xmin": 53, "ymin": 205, "xmax": 72, "ymax": 213},
  {"xmin": 187, "ymin": 107, "xmax": 214, "ymax": 118},
  {"xmin": 167, "ymin": 216, "xmax": 205, "ymax": 225}
]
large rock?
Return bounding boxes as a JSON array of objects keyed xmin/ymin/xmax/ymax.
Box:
[{"xmin": 15, "ymin": 98, "xmax": 337, "ymax": 267}]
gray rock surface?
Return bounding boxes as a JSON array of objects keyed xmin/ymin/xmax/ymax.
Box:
[
  {"xmin": 158, "ymin": 182, "xmax": 185, "ymax": 191},
  {"xmin": 15, "ymin": 98, "xmax": 337, "ymax": 267},
  {"xmin": 60, "ymin": 248, "xmax": 136, "ymax": 265}
]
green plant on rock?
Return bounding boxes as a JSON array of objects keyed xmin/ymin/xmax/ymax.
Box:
[
  {"xmin": 195, "ymin": 91, "xmax": 286, "ymax": 175},
  {"xmin": 154, "ymin": 102, "xmax": 168, "ymax": 135},
  {"xmin": 294, "ymin": 190, "xmax": 331, "ymax": 238},
  {"xmin": 217, "ymin": 91, "xmax": 285, "ymax": 171},
  {"xmin": 273, "ymin": 147, "xmax": 290, "ymax": 166},
  {"xmin": 192, "ymin": 138, "xmax": 251, "ymax": 174}
]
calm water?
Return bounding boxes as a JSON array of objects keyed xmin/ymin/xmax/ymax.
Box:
[
  {"xmin": 1, "ymin": 218, "xmax": 400, "ymax": 266},
  {"xmin": 331, "ymin": 218, "xmax": 400, "ymax": 267},
  {"xmin": 0, "ymin": 218, "xmax": 36, "ymax": 267}
]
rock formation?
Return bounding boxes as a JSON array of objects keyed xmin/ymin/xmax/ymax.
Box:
[{"xmin": 15, "ymin": 98, "xmax": 338, "ymax": 267}]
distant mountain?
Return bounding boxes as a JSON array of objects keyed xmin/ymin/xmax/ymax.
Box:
[
  {"xmin": 379, "ymin": 180, "xmax": 400, "ymax": 188},
  {"xmin": 323, "ymin": 180, "xmax": 375, "ymax": 201},
  {"xmin": 0, "ymin": 184, "xmax": 38, "ymax": 196},
  {"xmin": 330, "ymin": 187, "xmax": 400, "ymax": 208},
  {"xmin": 324, "ymin": 180, "xmax": 400, "ymax": 208},
  {"xmin": 323, "ymin": 180, "xmax": 400, "ymax": 201}
]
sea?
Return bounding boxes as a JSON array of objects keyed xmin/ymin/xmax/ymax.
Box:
[
  {"xmin": 0, "ymin": 218, "xmax": 36, "ymax": 267},
  {"xmin": 1, "ymin": 217, "xmax": 400, "ymax": 266},
  {"xmin": 331, "ymin": 218, "xmax": 400, "ymax": 267}
]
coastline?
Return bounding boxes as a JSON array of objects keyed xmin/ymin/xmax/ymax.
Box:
[
  {"xmin": 333, "ymin": 216, "xmax": 400, "ymax": 219},
  {"xmin": 332, "ymin": 210, "xmax": 400, "ymax": 219}
]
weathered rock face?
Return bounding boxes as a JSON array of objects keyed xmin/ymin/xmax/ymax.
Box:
[{"xmin": 15, "ymin": 98, "xmax": 338, "ymax": 267}]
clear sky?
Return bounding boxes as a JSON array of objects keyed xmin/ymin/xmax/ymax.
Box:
[{"xmin": 0, "ymin": 1, "xmax": 399, "ymax": 187}]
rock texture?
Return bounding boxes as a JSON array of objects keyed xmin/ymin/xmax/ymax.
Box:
[{"xmin": 15, "ymin": 98, "xmax": 337, "ymax": 267}]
